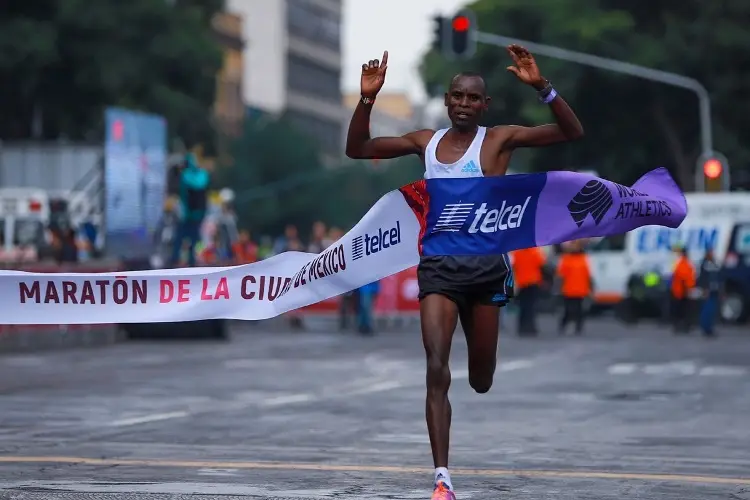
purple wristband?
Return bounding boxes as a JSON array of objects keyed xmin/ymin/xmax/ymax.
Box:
[{"xmin": 540, "ymin": 88, "xmax": 558, "ymax": 104}]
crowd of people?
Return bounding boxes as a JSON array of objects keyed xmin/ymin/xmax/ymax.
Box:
[
  {"xmin": 511, "ymin": 239, "xmax": 723, "ymax": 337},
  {"xmin": 161, "ymin": 156, "xmax": 379, "ymax": 334},
  {"xmin": 169, "ymin": 215, "xmax": 379, "ymax": 335}
]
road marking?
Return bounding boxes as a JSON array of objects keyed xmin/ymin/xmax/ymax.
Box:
[
  {"xmin": 102, "ymin": 359, "xmax": 533, "ymax": 428},
  {"xmin": 196, "ymin": 468, "xmax": 239, "ymax": 476},
  {"xmin": 109, "ymin": 411, "xmax": 190, "ymax": 427},
  {"xmin": 608, "ymin": 362, "xmax": 747, "ymax": 376},
  {"xmin": 608, "ymin": 363, "xmax": 637, "ymax": 375},
  {"xmin": 643, "ymin": 361, "xmax": 697, "ymax": 375},
  {"xmin": 368, "ymin": 433, "xmax": 430, "ymax": 444},
  {"xmin": 340, "ymin": 380, "xmax": 404, "ymax": 396},
  {"xmin": 499, "ymin": 359, "xmax": 534, "ymax": 371},
  {"xmin": 699, "ymin": 366, "xmax": 747, "ymax": 376},
  {"xmin": 1, "ymin": 456, "xmax": 749, "ymax": 486},
  {"xmin": 258, "ymin": 393, "xmax": 316, "ymax": 407}
]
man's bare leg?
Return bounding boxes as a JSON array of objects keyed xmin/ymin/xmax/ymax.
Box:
[
  {"xmin": 460, "ymin": 303, "xmax": 500, "ymax": 393},
  {"xmin": 420, "ymin": 293, "xmax": 459, "ymax": 496}
]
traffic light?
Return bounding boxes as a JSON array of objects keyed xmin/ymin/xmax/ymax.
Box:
[
  {"xmin": 696, "ymin": 152, "xmax": 730, "ymax": 192},
  {"xmin": 704, "ymin": 158, "xmax": 722, "ymax": 179},
  {"xmin": 431, "ymin": 10, "xmax": 477, "ymax": 59},
  {"xmin": 447, "ymin": 10, "xmax": 476, "ymax": 59},
  {"xmin": 431, "ymin": 15, "xmax": 445, "ymax": 53}
]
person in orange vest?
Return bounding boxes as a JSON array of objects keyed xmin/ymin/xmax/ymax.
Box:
[
  {"xmin": 556, "ymin": 240, "xmax": 592, "ymax": 335},
  {"xmin": 511, "ymin": 246, "xmax": 547, "ymax": 336},
  {"xmin": 670, "ymin": 246, "xmax": 697, "ymax": 333}
]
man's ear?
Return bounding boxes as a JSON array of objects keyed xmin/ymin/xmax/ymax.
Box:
[
  {"xmin": 484, "ymin": 96, "xmax": 491, "ymax": 110},
  {"xmin": 444, "ymin": 92, "xmax": 449, "ymax": 107}
]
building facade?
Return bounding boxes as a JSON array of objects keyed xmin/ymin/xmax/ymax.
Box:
[
  {"xmin": 343, "ymin": 92, "xmax": 418, "ymax": 138},
  {"xmin": 227, "ymin": 0, "xmax": 344, "ymax": 158},
  {"xmin": 211, "ymin": 11, "xmax": 245, "ymax": 140}
]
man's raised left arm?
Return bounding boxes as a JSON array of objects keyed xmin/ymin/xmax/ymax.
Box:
[{"xmin": 501, "ymin": 44, "xmax": 584, "ymax": 148}]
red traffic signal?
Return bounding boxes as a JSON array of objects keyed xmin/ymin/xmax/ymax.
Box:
[
  {"xmin": 703, "ymin": 158, "xmax": 723, "ymax": 179},
  {"xmin": 447, "ymin": 11, "xmax": 476, "ymax": 59},
  {"xmin": 452, "ymin": 15, "xmax": 470, "ymax": 32},
  {"xmin": 695, "ymin": 151, "xmax": 730, "ymax": 192}
]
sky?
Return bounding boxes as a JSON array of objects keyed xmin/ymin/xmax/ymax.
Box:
[{"xmin": 341, "ymin": 0, "xmax": 469, "ymax": 104}]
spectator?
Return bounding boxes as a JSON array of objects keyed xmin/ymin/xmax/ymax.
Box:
[
  {"xmin": 511, "ymin": 246, "xmax": 547, "ymax": 336},
  {"xmin": 152, "ymin": 196, "xmax": 180, "ymax": 267},
  {"xmin": 170, "ymin": 153, "xmax": 209, "ymax": 267},
  {"xmin": 273, "ymin": 224, "xmax": 301, "ymax": 254},
  {"xmin": 556, "ymin": 240, "xmax": 592, "ymax": 335},
  {"xmin": 697, "ymin": 248, "xmax": 722, "ymax": 337},
  {"xmin": 307, "ymin": 221, "xmax": 328, "ymax": 253},
  {"xmin": 670, "ymin": 245, "xmax": 697, "ymax": 334},
  {"xmin": 257, "ymin": 235, "xmax": 274, "ymax": 259},
  {"xmin": 216, "ymin": 190, "xmax": 239, "ymax": 261},
  {"xmin": 357, "ymin": 280, "xmax": 380, "ymax": 335},
  {"xmin": 233, "ymin": 229, "xmax": 259, "ymax": 264},
  {"xmin": 328, "ymin": 226, "xmax": 344, "ymax": 245},
  {"xmin": 272, "ymin": 224, "xmax": 304, "ymax": 328},
  {"xmin": 52, "ymin": 228, "xmax": 79, "ymax": 264},
  {"xmin": 332, "ymin": 226, "xmax": 356, "ymax": 330}
]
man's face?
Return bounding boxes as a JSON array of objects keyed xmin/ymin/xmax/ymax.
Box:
[{"xmin": 444, "ymin": 76, "xmax": 489, "ymax": 129}]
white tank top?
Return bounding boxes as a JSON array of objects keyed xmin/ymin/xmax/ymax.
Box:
[{"xmin": 423, "ymin": 126, "xmax": 486, "ymax": 179}]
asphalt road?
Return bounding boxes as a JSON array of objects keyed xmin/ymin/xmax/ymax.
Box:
[{"xmin": 0, "ymin": 316, "xmax": 749, "ymax": 499}]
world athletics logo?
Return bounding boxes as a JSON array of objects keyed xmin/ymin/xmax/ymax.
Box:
[{"xmin": 567, "ymin": 180, "xmax": 614, "ymax": 227}]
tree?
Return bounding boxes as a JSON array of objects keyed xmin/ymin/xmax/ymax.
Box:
[
  {"xmin": 215, "ymin": 113, "xmax": 327, "ymax": 237},
  {"xmin": 214, "ymin": 113, "xmax": 425, "ymax": 239},
  {"xmin": 420, "ymin": 0, "xmax": 750, "ymax": 189},
  {"xmin": 0, "ymin": 0, "xmax": 223, "ymax": 150}
]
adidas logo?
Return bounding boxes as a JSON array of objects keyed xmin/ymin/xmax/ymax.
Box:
[{"xmin": 461, "ymin": 160, "xmax": 480, "ymax": 173}]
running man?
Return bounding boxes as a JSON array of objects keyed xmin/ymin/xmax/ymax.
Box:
[{"xmin": 345, "ymin": 45, "xmax": 584, "ymax": 499}]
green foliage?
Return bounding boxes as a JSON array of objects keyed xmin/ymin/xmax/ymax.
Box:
[
  {"xmin": 215, "ymin": 115, "xmax": 424, "ymax": 239},
  {"xmin": 420, "ymin": 0, "xmax": 750, "ymax": 189},
  {"xmin": 0, "ymin": 0, "xmax": 223, "ymax": 150}
]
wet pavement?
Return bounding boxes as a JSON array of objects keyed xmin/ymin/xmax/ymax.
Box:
[{"xmin": 0, "ymin": 316, "xmax": 749, "ymax": 499}]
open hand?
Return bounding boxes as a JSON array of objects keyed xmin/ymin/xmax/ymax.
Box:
[
  {"xmin": 506, "ymin": 44, "xmax": 545, "ymax": 88},
  {"xmin": 360, "ymin": 51, "xmax": 388, "ymax": 98}
]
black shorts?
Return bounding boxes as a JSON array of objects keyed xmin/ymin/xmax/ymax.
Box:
[{"xmin": 417, "ymin": 254, "xmax": 515, "ymax": 310}]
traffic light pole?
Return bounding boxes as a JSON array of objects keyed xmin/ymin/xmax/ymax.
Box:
[
  {"xmin": 475, "ymin": 32, "xmax": 712, "ymax": 153},
  {"xmin": 474, "ymin": 31, "xmax": 715, "ymax": 179}
]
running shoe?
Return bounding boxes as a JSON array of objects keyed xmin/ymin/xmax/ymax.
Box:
[{"xmin": 431, "ymin": 481, "xmax": 456, "ymax": 500}]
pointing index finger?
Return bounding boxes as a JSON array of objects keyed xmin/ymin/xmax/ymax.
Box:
[{"xmin": 381, "ymin": 50, "xmax": 389, "ymax": 66}]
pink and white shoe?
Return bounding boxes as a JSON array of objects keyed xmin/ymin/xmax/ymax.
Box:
[{"xmin": 431, "ymin": 481, "xmax": 456, "ymax": 500}]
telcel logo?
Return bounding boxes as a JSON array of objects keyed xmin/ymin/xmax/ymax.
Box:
[
  {"xmin": 352, "ymin": 221, "xmax": 402, "ymax": 260},
  {"xmin": 467, "ymin": 197, "xmax": 531, "ymax": 234}
]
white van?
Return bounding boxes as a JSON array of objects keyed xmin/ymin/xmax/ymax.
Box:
[
  {"xmin": 0, "ymin": 188, "xmax": 51, "ymax": 261},
  {"xmin": 586, "ymin": 192, "xmax": 750, "ymax": 307}
]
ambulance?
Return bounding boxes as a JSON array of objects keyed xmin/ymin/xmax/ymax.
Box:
[{"xmin": 586, "ymin": 192, "xmax": 750, "ymax": 323}]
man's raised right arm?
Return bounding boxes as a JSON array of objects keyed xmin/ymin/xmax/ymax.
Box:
[{"xmin": 345, "ymin": 99, "xmax": 430, "ymax": 159}]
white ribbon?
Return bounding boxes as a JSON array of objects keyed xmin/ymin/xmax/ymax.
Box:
[{"xmin": 0, "ymin": 191, "xmax": 420, "ymax": 324}]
